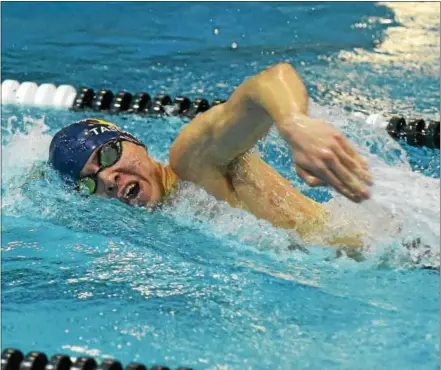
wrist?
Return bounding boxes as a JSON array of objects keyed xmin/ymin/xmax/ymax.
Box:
[{"xmin": 277, "ymin": 113, "xmax": 309, "ymax": 142}]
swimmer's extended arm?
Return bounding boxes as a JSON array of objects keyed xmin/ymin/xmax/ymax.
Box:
[{"xmin": 170, "ymin": 63, "xmax": 372, "ymax": 203}]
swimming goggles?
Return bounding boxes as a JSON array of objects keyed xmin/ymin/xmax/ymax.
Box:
[{"xmin": 77, "ymin": 139, "xmax": 123, "ymax": 195}]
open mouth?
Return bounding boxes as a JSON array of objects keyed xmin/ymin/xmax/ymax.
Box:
[{"xmin": 123, "ymin": 181, "xmax": 140, "ymax": 202}]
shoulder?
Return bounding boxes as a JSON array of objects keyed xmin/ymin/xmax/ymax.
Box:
[{"xmin": 168, "ymin": 104, "xmax": 226, "ymax": 181}]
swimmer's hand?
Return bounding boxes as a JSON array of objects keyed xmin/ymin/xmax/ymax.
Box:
[{"xmin": 278, "ymin": 114, "xmax": 373, "ymax": 203}]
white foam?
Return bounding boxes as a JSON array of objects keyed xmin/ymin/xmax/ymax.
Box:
[
  {"xmin": 310, "ymin": 103, "xmax": 440, "ymax": 266},
  {"xmin": 168, "ymin": 102, "xmax": 440, "ymax": 265},
  {"xmin": 1, "ymin": 105, "xmax": 439, "ymax": 266},
  {"xmin": 1, "ymin": 114, "xmax": 53, "ymax": 206}
]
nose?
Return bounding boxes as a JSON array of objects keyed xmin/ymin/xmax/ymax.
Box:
[{"xmin": 97, "ymin": 168, "xmax": 121, "ymax": 197}]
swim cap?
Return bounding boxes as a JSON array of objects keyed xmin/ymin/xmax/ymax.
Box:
[{"xmin": 49, "ymin": 118, "xmax": 145, "ymax": 184}]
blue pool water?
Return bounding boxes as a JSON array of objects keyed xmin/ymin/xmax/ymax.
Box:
[{"xmin": 1, "ymin": 2, "xmax": 440, "ymax": 369}]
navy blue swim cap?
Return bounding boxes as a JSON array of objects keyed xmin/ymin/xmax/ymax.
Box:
[{"xmin": 49, "ymin": 118, "xmax": 145, "ymax": 184}]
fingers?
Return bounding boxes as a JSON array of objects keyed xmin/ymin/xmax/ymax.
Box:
[
  {"xmin": 298, "ymin": 156, "xmax": 362, "ymax": 202},
  {"xmin": 332, "ymin": 142, "xmax": 373, "ymax": 186},
  {"xmin": 335, "ymin": 134, "xmax": 372, "ymax": 182},
  {"xmin": 317, "ymin": 163, "xmax": 365, "ymax": 203},
  {"xmin": 297, "ymin": 145, "xmax": 371, "ymax": 202},
  {"xmin": 296, "ymin": 164, "xmax": 325, "ymax": 187},
  {"xmin": 289, "ymin": 120, "xmax": 374, "ymax": 203},
  {"xmin": 321, "ymin": 152, "xmax": 370, "ymax": 200}
]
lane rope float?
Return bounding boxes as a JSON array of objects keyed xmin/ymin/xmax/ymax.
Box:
[
  {"xmin": 1, "ymin": 80, "xmax": 223, "ymax": 118},
  {"xmin": 1, "ymin": 348, "xmax": 194, "ymax": 370},
  {"xmin": 1, "ymin": 79, "xmax": 439, "ymax": 149}
]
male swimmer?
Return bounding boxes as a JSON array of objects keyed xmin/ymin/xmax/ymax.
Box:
[{"xmin": 49, "ymin": 63, "xmax": 373, "ymax": 248}]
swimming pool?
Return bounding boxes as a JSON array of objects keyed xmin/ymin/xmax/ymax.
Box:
[{"xmin": 1, "ymin": 2, "xmax": 440, "ymax": 369}]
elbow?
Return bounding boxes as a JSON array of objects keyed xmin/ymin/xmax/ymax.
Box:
[
  {"xmin": 257, "ymin": 62, "xmax": 306, "ymax": 92},
  {"xmin": 272, "ymin": 62, "xmax": 296, "ymax": 74},
  {"xmin": 265, "ymin": 62, "xmax": 297, "ymax": 80},
  {"xmin": 269, "ymin": 62, "xmax": 309, "ymax": 103},
  {"xmin": 244, "ymin": 63, "xmax": 292, "ymax": 100}
]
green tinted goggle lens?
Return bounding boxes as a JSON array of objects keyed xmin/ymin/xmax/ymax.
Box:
[
  {"xmin": 99, "ymin": 141, "xmax": 121, "ymax": 167},
  {"xmin": 78, "ymin": 177, "xmax": 97, "ymax": 195},
  {"xmin": 77, "ymin": 140, "xmax": 122, "ymax": 195}
]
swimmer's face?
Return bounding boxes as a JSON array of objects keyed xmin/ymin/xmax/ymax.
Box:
[{"xmin": 79, "ymin": 140, "xmax": 165, "ymax": 207}]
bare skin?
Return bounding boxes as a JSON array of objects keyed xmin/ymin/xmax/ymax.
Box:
[
  {"xmin": 80, "ymin": 141, "xmax": 177, "ymax": 208},
  {"xmin": 80, "ymin": 63, "xmax": 373, "ymax": 247}
]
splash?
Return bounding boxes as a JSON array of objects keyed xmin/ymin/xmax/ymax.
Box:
[
  {"xmin": 1, "ymin": 105, "xmax": 439, "ymax": 268},
  {"xmin": 165, "ymin": 102, "xmax": 440, "ymax": 267},
  {"xmin": 1, "ymin": 115, "xmax": 53, "ymax": 182},
  {"xmin": 309, "ymin": 102, "xmax": 440, "ymax": 266}
]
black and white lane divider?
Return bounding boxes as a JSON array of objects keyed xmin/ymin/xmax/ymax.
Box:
[
  {"xmin": 1, "ymin": 348, "xmax": 194, "ymax": 370},
  {"xmin": 1, "ymin": 80, "xmax": 223, "ymax": 118},
  {"xmin": 1, "ymin": 79, "xmax": 439, "ymax": 149}
]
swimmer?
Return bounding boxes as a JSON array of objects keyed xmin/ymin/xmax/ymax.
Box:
[{"xmin": 49, "ymin": 63, "xmax": 373, "ymax": 248}]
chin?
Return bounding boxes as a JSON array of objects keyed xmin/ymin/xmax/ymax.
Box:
[
  {"xmin": 138, "ymin": 181, "xmax": 161, "ymax": 208},
  {"xmin": 132, "ymin": 196, "xmax": 162, "ymax": 211}
]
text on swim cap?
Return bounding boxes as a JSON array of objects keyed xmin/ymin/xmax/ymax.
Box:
[{"xmin": 86, "ymin": 126, "xmax": 120, "ymax": 136}]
